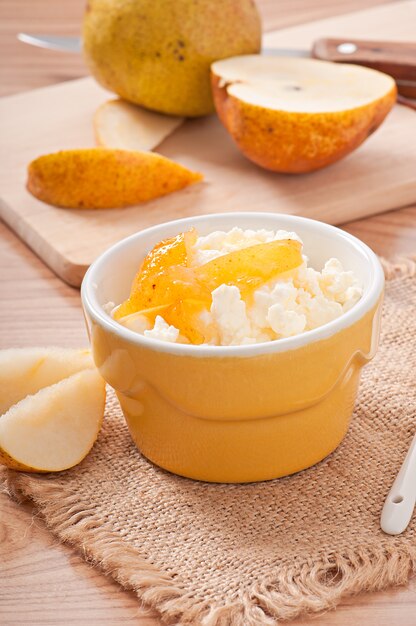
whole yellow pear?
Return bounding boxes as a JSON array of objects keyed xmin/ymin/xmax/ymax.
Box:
[{"xmin": 83, "ymin": 0, "xmax": 261, "ymax": 117}]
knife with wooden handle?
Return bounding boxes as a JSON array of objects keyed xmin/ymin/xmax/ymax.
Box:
[
  {"xmin": 17, "ymin": 33, "xmax": 416, "ymax": 100},
  {"xmin": 311, "ymin": 38, "xmax": 416, "ymax": 99}
]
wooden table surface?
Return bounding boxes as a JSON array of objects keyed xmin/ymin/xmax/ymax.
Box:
[{"xmin": 0, "ymin": 1, "xmax": 415, "ymax": 624}]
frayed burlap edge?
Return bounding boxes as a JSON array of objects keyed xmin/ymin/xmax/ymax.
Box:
[
  {"xmin": 3, "ymin": 467, "xmax": 416, "ymax": 625},
  {"xmin": 2, "ymin": 255, "xmax": 416, "ymax": 626}
]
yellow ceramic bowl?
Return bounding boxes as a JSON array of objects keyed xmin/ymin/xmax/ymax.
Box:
[{"xmin": 81, "ymin": 213, "xmax": 384, "ymax": 483}]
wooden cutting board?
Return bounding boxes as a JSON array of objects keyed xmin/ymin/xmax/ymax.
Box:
[{"xmin": 0, "ymin": 1, "xmax": 415, "ymax": 287}]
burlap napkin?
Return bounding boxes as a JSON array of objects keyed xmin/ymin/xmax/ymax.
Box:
[{"xmin": 2, "ymin": 258, "xmax": 416, "ymax": 626}]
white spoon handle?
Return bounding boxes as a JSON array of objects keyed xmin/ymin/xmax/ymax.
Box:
[{"xmin": 381, "ymin": 430, "xmax": 416, "ymax": 535}]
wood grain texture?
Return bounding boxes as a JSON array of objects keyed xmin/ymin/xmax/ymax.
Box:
[
  {"xmin": 1, "ymin": 1, "xmax": 416, "ymax": 286},
  {"xmin": 0, "ymin": 497, "xmax": 158, "ymax": 625},
  {"xmin": 0, "ymin": 1, "xmax": 415, "ymax": 625}
]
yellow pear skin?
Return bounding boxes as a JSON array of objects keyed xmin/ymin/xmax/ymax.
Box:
[{"xmin": 83, "ymin": 0, "xmax": 261, "ymax": 117}]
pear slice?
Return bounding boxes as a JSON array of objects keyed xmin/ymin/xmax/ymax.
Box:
[
  {"xmin": 0, "ymin": 369, "xmax": 106, "ymax": 472},
  {"xmin": 0, "ymin": 347, "xmax": 93, "ymax": 416},
  {"xmin": 94, "ymin": 99, "xmax": 184, "ymax": 151},
  {"xmin": 211, "ymin": 55, "xmax": 396, "ymax": 173},
  {"xmin": 27, "ymin": 148, "xmax": 203, "ymax": 209}
]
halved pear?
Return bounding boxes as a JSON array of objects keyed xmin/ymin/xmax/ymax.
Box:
[
  {"xmin": 94, "ymin": 99, "xmax": 184, "ymax": 151},
  {"xmin": 211, "ymin": 55, "xmax": 397, "ymax": 173},
  {"xmin": 0, "ymin": 347, "xmax": 93, "ymax": 416},
  {"xmin": 0, "ymin": 369, "xmax": 106, "ymax": 472}
]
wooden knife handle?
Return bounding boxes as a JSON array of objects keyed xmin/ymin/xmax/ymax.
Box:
[{"xmin": 311, "ymin": 38, "xmax": 416, "ymax": 98}]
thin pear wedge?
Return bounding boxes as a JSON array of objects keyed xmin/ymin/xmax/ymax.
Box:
[
  {"xmin": 0, "ymin": 347, "xmax": 93, "ymax": 416},
  {"xmin": 94, "ymin": 99, "xmax": 184, "ymax": 151},
  {"xmin": 27, "ymin": 148, "xmax": 203, "ymax": 209},
  {"xmin": 0, "ymin": 369, "xmax": 106, "ymax": 472}
]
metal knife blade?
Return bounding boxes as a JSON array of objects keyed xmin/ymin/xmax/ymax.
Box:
[
  {"xmin": 17, "ymin": 33, "xmax": 309, "ymax": 57},
  {"xmin": 17, "ymin": 33, "xmax": 82, "ymax": 53}
]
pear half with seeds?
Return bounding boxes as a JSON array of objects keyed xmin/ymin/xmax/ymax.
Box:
[{"xmin": 211, "ymin": 55, "xmax": 397, "ymax": 173}]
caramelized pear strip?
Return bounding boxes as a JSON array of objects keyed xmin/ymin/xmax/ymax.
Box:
[
  {"xmin": 116, "ymin": 304, "xmax": 171, "ymax": 327},
  {"xmin": 195, "ymin": 239, "xmax": 303, "ymax": 295},
  {"xmin": 115, "ymin": 229, "xmax": 197, "ymax": 319},
  {"xmin": 116, "ymin": 237, "xmax": 303, "ymax": 339},
  {"xmin": 137, "ymin": 229, "xmax": 197, "ymax": 282},
  {"xmin": 135, "ymin": 265, "xmax": 210, "ymax": 311},
  {"xmin": 164, "ymin": 299, "xmax": 209, "ymax": 345}
]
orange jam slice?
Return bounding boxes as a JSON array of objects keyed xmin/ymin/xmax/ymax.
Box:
[
  {"xmin": 116, "ymin": 232, "xmax": 303, "ymax": 344},
  {"xmin": 114, "ymin": 229, "xmax": 197, "ymax": 319}
]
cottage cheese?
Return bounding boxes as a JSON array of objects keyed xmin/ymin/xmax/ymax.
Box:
[
  {"xmin": 123, "ymin": 228, "xmax": 363, "ymax": 345},
  {"xmin": 144, "ymin": 315, "xmax": 180, "ymax": 343}
]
